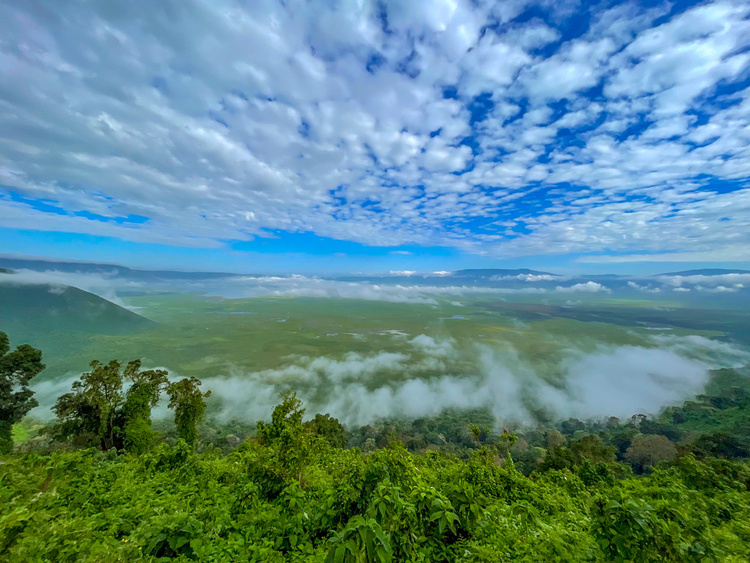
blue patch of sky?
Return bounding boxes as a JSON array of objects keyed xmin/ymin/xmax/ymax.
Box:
[
  {"xmin": 5, "ymin": 190, "xmax": 148, "ymax": 225},
  {"xmin": 688, "ymin": 176, "xmax": 748, "ymax": 196},
  {"xmin": 326, "ymin": 187, "xmax": 348, "ymax": 207},
  {"xmin": 467, "ymin": 92, "xmax": 494, "ymax": 125},
  {"xmin": 457, "ymin": 134, "xmax": 481, "ymax": 157},
  {"xmin": 699, "ymin": 74, "xmax": 750, "ymax": 113},
  {"xmin": 151, "ymin": 76, "xmax": 169, "ymax": 95},
  {"xmin": 579, "ymin": 81, "xmax": 606, "ymax": 104},
  {"xmin": 502, "ymin": 3, "xmax": 589, "ymax": 44},
  {"xmin": 5, "ymin": 190, "xmax": 67, "ymax": 216},
  {"xmin": 441, "ymin": 85, "xmax": 459, "ymax": 100},
  {"xmin": 613, "ymin": 114, "xmax": 653, "ymax": 142},
  {"xmin": 298, "ymin": 119, "xmax": 311, "ymax": 138},
  {"xmin": 395, "ymin": 49, "xmax": 420, "ymax": 79},
  {"xmin": 547, "ymin": 99, "xmax": 568, "ymax": 123},
  {"xmin": 651, "ymin": 0, "xmax": 709, "ymax": 26},
  {"xmin": 500, "ymin": 98, "xmax": 529, "ymax": 125},
  {"xmin": 208, "ymin": 110, "xmax": 229, "ymax": 128},
  {"xmin": 366, "ymin": 52, "xmax": 386, "ymax": 73},
  {"xmin": 231, "ymin": 231, "xmax": 453, "ymax": 257},
  {"xmin": 375, "ymin": 1, "xmax": 391, "ymax": 36},
  {"xmin": 73, "ymin": 210, "xmax": 149, "ymax": 225}
]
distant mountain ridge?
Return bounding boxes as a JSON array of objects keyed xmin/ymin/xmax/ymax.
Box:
[
  {"xmin": 0, "ymin": 257, "xmax": 239, "ymax": 280},
  {"xmin": 451, "ymin": 268, "xmax": 558, "ymax": 278},
  {"xmin": 656, "ymin": 269, "xmax": 750, "ymax": 276},
  {"xmin": 2, "ymin": 256, "xmax": 748, "ymax": 282}
]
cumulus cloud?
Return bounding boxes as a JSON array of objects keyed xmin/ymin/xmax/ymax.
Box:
[
  {"xmin": 492, "ymin": 273, "xmax": 561, "ymax": 282},
  {"xmin": 0, "ymin": 0, "xmax": 748, "ymax": 261},
  {"xmin": 657, "ymin": 273, "xmax": 750, "ymax": 287},
  {"xmin": 555, "ymin": 281, "xmax": 609, "ymax": 293},
  {"xmin": 627, "ymin": 281, "xmax": 662, "ymax": 293},
  {"xmin": 216, "ymin": 275, "xmax": 626, "ymax": 302}
]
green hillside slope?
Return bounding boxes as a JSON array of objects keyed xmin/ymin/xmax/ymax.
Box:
[{"xmin": 0, "ymin": 281, "xmax": 156, "ymax": 371}]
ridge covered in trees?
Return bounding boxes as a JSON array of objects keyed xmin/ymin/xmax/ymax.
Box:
[{"xmin": 2, "ymin": 332, "xmax": 750, "ymax": 561}]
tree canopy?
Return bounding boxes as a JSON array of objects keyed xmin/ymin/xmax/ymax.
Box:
[
  {"xmin": 2, "ymin": 344, "xmax": 750, "ymax": 561},
  {"xmin": 0, "ymin": 332, "xmax": 44, "ymax": 454}
]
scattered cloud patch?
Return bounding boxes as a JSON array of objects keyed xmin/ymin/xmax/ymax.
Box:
[
  {"xmin": 0, "ymin": 1, "xmax": 748, "ymax": 262},
  {"xmin": 555, "ymin": 282, "xmax": 610, "ymax": 293}
]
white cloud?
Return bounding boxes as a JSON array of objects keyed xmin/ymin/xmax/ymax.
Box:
[
  {"xmin": 627, "ymin": 281, "xmax": 661, "ymax": 293},
  {"xmin": 555, "ymin": 281, "xmax": 609, "ymax": 293},
  {"xmin": 0, "ymin": 0, "xmax": 749, "ymax": 262},
  {"xmin": 657, "ymin": 273, "xmax": 750, "ymax": 287},
  {"xmin": 198, "ymin": 333, "xmax": 749, "ymax": 426}
]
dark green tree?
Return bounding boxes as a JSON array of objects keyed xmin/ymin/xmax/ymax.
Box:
[
  {"xmin": 624, "ymin": 434, "xmax": 677, "ymax": 473},
  {"xmin": 256, "ymin": 391, "xmax": 316, "ymax": 488},
  {"xmin": 570, "ymin": 434, "xmax": 616, "ymax": 464},
  {"xmin": 304, "ymin": 412, "xmax": 347, "ymax": 448},
  {"xmin": 53, "ymin": 360, "xmax": 126, "ymax": 449},
  {"xmin": 121, "ymin": 360, "xmax": 168, "ymax": 454},
  {"xmin": 690, "ymin": 432, "xmax": 749, "ymax": 459},
  {"xmin": 167, "ymin": 377, "xmax": 210, "ymax": 447},
  {"xmin": 0, "ymin": 332, "xmax": 45, "ymax": 454},
  {"xmin": 53, "ymin": 359, "xmax": 168, "ymax": 452}
]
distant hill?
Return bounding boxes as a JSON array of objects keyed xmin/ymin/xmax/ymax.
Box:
[
  {"xmin": 0, "ymin": 280, "xmax": 156, "ymax": 361},
  {"xmin": 656, "ymin": 269, "xmax": 750, "ymax": 276},
  {"xmin": 451, "ymin": 268, "xmax": 558, "ymax": 278},
  {"xmin": 0, "ymin": 257, "xmax": 238, "ymax": 281}
]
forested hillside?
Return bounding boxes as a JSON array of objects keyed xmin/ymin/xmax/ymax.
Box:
[{"xmin": 2, "ymin": 333, "xmax": 750, "ymax": 562}]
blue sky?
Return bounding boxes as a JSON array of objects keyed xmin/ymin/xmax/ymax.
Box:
[{"xmin": 1, "ymin": 0, "xmax": 749, "ymax": 274}]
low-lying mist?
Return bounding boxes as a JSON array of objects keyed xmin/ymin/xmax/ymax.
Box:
[
  {"xmin": 27, "ymin": 329, "xmax": 750, "ymax": 428},
  {"xmin": 196, "ymin": 333, "xmax": 750, "ymax": 428},
  {"xmin": 8, "ymin": 268, "xmax": 748, "ymax": 309}
]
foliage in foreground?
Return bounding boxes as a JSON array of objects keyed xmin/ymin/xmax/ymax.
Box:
[
  {"xmin": 3, "ymin": 331, "xmax": 750, "ymax": 562},
  {"xmin": 3, "ymin": 395, "xmax": 750, "ymax": 562}
]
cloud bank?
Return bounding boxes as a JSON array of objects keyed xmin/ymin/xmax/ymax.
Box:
[{"xmin": 202, "ymin": 334, "xmax": 750, "ymax": 427}]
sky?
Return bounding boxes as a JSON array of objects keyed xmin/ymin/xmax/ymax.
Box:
[{"xmin": 1, "ymin": 0, "xmax": 750, "ymax": 274}]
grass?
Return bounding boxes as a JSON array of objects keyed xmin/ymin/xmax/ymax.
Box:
[
  {"xmin": 11, "ymin": 419, "xmax": 42, "ymax": 446},
  {"xmin": 21, "ymin": 293, "xmax": 739, "ymax": 385}
]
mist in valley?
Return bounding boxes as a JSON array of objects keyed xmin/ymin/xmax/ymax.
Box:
[{"xmin": 5, "ymin": 263, "xmax": 749, "ymax": 430}]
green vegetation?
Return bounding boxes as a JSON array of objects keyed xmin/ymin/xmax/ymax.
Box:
[
  {"xmin": 167, "ymin": 377, "xmax": 211, "ymax": 448},
  {"xmin": 2, "ymin": 330, "xmax": 750, "ymax": 561},
  {"xmin": 0, "ymin": 332, "xmax": 45, "ymax": 453},
  {"xmin": 9, "ymin": 292, "xmax": 742, "ymax": 384},
  {"xmin": 51, "ymin": 359, "xmax": 169, "ymax": 452},
  {"xmin": 0, "ymin": 282, "xmax": 155, "ymax": 375},
  {"xmin": 3, "ymin": 402, "xmax": 750, "ymax": 561}
]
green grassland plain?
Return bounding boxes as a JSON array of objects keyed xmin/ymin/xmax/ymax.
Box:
[{"xmin": 29, "ymin": 293, "xmax": 737, "ymax": 386}]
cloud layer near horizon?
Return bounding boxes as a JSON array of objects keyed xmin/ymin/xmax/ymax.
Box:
[
  {"xmin": 29, "ymin": 332, "xmax": 750, "ymax": 428},
  {"xmin": 4, "ymin": 268, "xmax": 748, "ymax": 309},
  {"xmin": 1, "ymin": 0, "xmax": 750, "ymax": 262}
]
